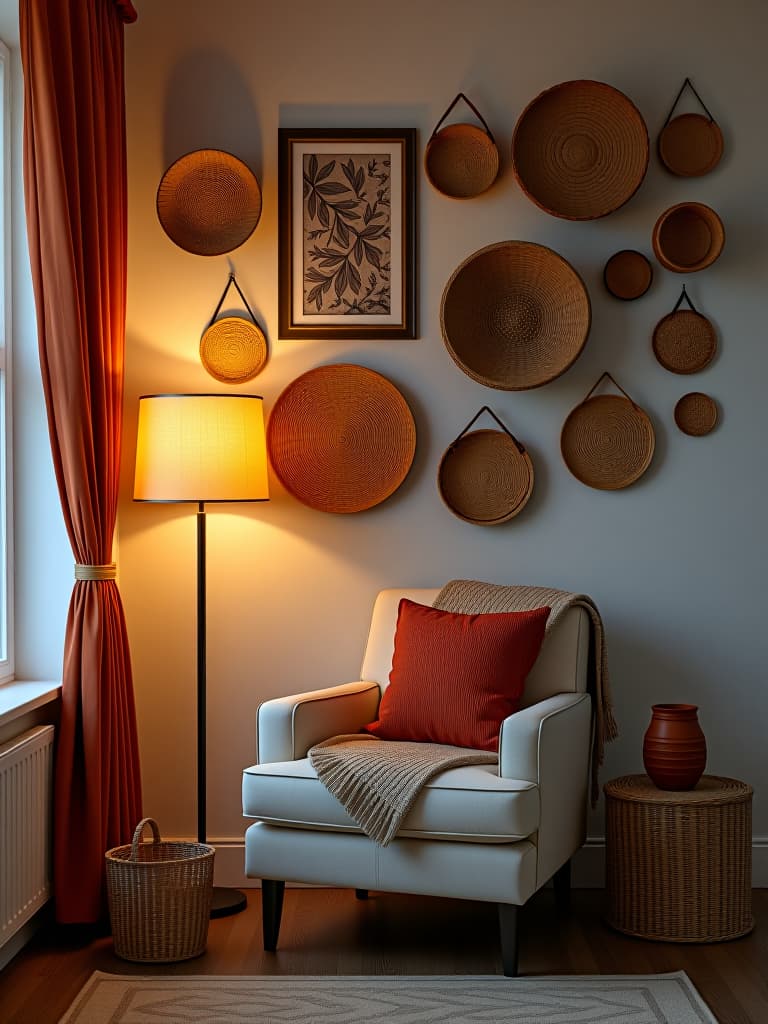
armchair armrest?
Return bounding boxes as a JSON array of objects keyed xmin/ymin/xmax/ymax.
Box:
[
  {"xmin": 257, "ymin": 681, "xmax": 381, "ymax": 764},
  {"xmin": 498, "ymin": 693, "xmax": 591, "ymax": 781}
]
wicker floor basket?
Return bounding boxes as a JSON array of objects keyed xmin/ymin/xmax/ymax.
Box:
[{"xmin": 106, "ymin": 818, "xmax": 215, "ymax": 963}]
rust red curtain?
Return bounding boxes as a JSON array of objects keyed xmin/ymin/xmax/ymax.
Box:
[{"xmin": 20, "ymin": 0, "xmax": 141, "ymax": 923}]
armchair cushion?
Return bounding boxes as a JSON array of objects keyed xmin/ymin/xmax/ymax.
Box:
[{"xmin": 364, "ymin": 599, "xmax": 550, "ymax": 751}]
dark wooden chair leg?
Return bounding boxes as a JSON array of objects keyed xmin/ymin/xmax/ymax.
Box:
[
  {"xmin": 553, "ymin": 859, "xmax": 571, "ymax": 913},
  {"xmin": 355, "ymin": 888, "xmax": 369, "ymax": 900},
  {"xmin": 497, "ymin": 903, "xmax": 519, "ymax": 977},
  {"xmin": 261, "ymin": 879, "xmax": 285, "ymax": 951}
]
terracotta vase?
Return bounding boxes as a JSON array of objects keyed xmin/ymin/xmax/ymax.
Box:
[{"xmin": 642, "ymin": 703, "xmax": 706, "ymax": 790}]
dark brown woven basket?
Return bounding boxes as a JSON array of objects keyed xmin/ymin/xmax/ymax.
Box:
[
  {"xmin": 440, "ymin": 240, "xmax": 590, "ymax": 390},
  {"xmin": 603, "ymin": 249, "xmax": 653, "ymax": 300},
  {"xmin": 652, "ymin": 288, "xmax": 716, "ymax": 374},
  {"xmin": 561, "ymin": 373, "xmax": 655, "ymax": 490},
  {"xmin": 674, "ymin": 392, "xmax": 718, "ymax": 436},
  {"xmin": 105, "ymin": 818, "xmax": 214, "ymax": 963},
  {"xmin": 512, "ymin": 79, "xmax": 649, "ymax": 219},
  {"xmin": 658, "ymin": 79, "xmax": 723, "ymax": 177},
  {"xmin": 652, "ymin": 202, "xmax": 724, "ymax": 273},
  {"xmin": 157, "ymin": 149, "xmax": 262, "ymax": 256},
  {"xmin": 200, "ymin": 317, "xmax": 267, "ymax": 383},
  {"xmin": 424, "ymin": 93, "xmax": 500, "ymax": 199},
  {"xmin": 267, "ymin": 364, "xmax": 416, "ymax": 514}
]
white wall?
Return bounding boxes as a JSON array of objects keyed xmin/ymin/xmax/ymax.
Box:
[{"xmin": 120, "ymin": 0, "xmax": 768, "ymax": 868}]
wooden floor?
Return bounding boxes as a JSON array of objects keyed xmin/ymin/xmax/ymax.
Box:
[{"xmin": 0, "ymin": 888, "xmax": 766, "ymax": 1023}]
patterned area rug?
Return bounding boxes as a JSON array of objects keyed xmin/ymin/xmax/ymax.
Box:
[{"xmin": 60, "ymin": 971, "xmax": 717, "ymax": 1023}]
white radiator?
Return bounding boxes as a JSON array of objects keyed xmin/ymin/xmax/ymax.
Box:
[{"xmin": 0, "ymin": 725, "xmax": 54, "ymax": 949}]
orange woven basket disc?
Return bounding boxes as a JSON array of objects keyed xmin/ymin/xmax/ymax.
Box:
[
  {"xmin": 438, "ymin": 429, "xmax": 534, "ymax": 525},
  {"xmin": 200, "ymin": 317, "xmax": 267, "ymax": 384},
  {"xmin": 441, "ymin": 240, "xmax": 591, "ymax": 390},
  {"xmin": 674, "ymin": 392, "xmax": 718, "ymax": 436},
  {"xmin": 425, "ymin": 124, "xmax": 499, "ymax": 199},
  {"xmin": 604, "ymin": 250, "xmax": 653, "ymax": 300},
  {"xmin": 267, "ymin": 364, "xmax": 416, "ymax": 514},
  {"xmin": 512, "ymin": 79, "xmax": 649, "ymax": 219},
  {"xmin": 561, "ymin": 393, "xmax": 655, "ymax": 490},
  {"xmin": 653, "ymin": 309, "xmax": 716, "ymax": 374},
  {"xmin": 652, "ymin": 202, "xmax": 724, "ymax": 273},
  {"xmin": 157, "ymin": 149, "xmax": 262, "ymax": 256},
  {"xmin": 658, "ymin": 113, "xmax": 723, "ymax": 177}
]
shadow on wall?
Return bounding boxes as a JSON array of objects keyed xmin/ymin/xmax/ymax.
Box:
[{"xmin": 163, "ymin": 50, "xmax": 262, "ymax": 180}]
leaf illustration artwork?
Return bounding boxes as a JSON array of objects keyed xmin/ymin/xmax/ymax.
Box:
[{"xmin": 302, "ymin": 153, "xmax": 392, "ymax": 315}]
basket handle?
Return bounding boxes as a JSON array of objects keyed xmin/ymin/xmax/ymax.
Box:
[
  {"xmin": 662, "ymin": 77, "xmax": 717, "ymax": 127},
  {"xmin": 207, "ymin": 272, "xmax": 259, "ymax": 329},
  {"xmin": 582, "ymin": 371, "xmax": 640, "ymax": 410},
  {"xmin": 130, "ymin": 817, "xmax": 162, "ymax": 861},
  {"xmin": 430, "ymin": 92, "xmax": 496, "ymax": 144},
  {"xmin": 671, "ymin": 284, "xmax": 698, "ymax": 314},
  {"xmin": 450, "ymin": 405, "xmax": 525, "ymax": 454}
]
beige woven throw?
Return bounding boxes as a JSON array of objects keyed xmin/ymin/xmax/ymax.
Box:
[
  {"xmin": 309, "ymin": 734, "xmax": 497, "ymax": 845},
  {"xmin": 433, "ymin": 579, "xmax": 617, "ymax": 804}
]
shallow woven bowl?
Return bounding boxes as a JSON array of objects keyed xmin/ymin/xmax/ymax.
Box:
[
  {"xmin": 561, "ymin": 393, "xmax": 655, "ymax": 490},
  {"xmin": 658, "ymin": 113, "xmax": 724, "ymax": 177},
  {"xmin": 267, "ymin": 364, "xmax": 416, "ymax": 514},
  {"xmin": 200, "ymin": 316, "xmax": 267, "ymax": 384},
  {"xmin": 438, "ymin": 429, "xmax": 534, "ymax": 525},
  {"xmin": 424, "ymin": 123, "xmax": 500, "ymax": 199},
  {"xmin": 441, "ymin": 240, "xmax": 591, "ymax": 390},
  {"xmin": 652, "ymin": 202, "xmax": 724, "ymax": 273},
  {"xmin": 157, "ymin": 149, "xmax": 262, "ymax": 256},
  {"xmin": 674, "ymin": 392, "xmax": 718, "ymax": 436},
  {"xmin": 652, "ymin": 309, "xmax": 716, "ymax": 374},
  {"xmin": 604, "ymin": 250, "xmax": 653, "ymax": 300},
  {"xmin": 512, "ymin": 79, "xmax": 649, "ymax": 220}
]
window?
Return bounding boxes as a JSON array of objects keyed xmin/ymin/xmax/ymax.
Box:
[{"xmin": 0, "ymin": 39, "xmax": 11, "ymax": 683}]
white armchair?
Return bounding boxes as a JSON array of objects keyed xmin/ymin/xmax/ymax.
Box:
[{"xmin": 242, "ymin": 588, "xmax": 592, "ymax": 975}]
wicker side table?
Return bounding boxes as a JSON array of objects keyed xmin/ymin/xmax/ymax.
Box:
[{"xmin": 604, "ymin": 774, "xmax": 753, "ymax": 942}]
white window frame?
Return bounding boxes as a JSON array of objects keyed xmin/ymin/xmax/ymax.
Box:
[{"xmin": 0, "ymin": 38, "xmax": 12, "ymax": 684}]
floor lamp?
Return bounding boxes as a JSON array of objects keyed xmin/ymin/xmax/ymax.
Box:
[{"xmin": 134, "ymin": 393, "xmax": 269, "ymax": 917}]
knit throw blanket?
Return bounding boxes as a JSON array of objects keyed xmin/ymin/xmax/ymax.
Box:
[
  {"xmin": 433, "ymin": 579, "xmax": 617, "ymax": 804},
  {"xmin": 309, "ymin": 734, "xmax": 497, "ymax": 845}
]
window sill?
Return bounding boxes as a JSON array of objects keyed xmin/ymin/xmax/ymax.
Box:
[{"xmin": 0, "ymin": 680, "xmax": 61, "ymax": 728}]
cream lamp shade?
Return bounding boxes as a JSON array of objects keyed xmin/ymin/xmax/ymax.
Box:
[{"xmin": 134, "ymin": 394, "xmax": 269, "ymax": 502}]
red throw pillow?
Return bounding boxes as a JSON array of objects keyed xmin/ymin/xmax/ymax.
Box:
[{"xmin": 364, "ymin": 598, "xmax": 550, "ymax": 751}]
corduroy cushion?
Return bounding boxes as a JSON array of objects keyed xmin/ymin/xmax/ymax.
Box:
[{"xmin": 364, "ymin": 599, "xmax": 550, "ymax": 751}]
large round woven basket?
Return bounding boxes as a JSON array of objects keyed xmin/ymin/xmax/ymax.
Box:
[
  {"xmin": 438, "ymin": 428, "xmax": 534, "ymax": 525},
  {"xmin": 652, "ymin": 202, "xmax": 724, "ymax": 273},
  {"xmin": 157, "ymin": 149, "xmax": 262, "ymax": 256},
  {"xmin": 105, "ymin": 818, "xmax": 214, "ymax": 963},
  {"xmin": 441, "ymin": 240, "xmax": 590, "ymax": 390},
  {"xmin": 674, "ymin": 392, "xmax": 718, "ymax": 436},
  {"xmin": 511, "ymin": 79, "xmax": 649, "ymax": 220},
  {"xmin": 200, "ymin": 316, "xmax": 267, "ymax": 383},
  {"xmin": 658, "ymin": 113, "xmax": 723, "ymax": 177},
  {"xmin": 267, "ymin": 364, "xmax": 416, "ymax": 514},
  {"xmin": 653, "ymin": 309, "xmax": 716, "ymax": 374}
]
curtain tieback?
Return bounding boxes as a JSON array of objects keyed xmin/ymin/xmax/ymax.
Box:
[{"xmin": 74, "ymin": 563, "xmax": 117, "ymax": 581}]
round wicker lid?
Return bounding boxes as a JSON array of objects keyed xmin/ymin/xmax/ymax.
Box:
[
  {"xmin": 674, "ymin": 392, "xmax": 718, "ymax": 436},
  {"xmin": 658, "ymin": 113, "xmax": 724, "ymax": 177},
  {"xmin": 511, "ymin": 79, "xmax": 649, "ymax": 220},
  {"xmin": 200, "ymin": 316, "xmax": 267, "ymax": 384},
  {"xmin": 561, "ymin": 380, "xmax": 655, "ymax": 490},
  {"xmin": 438, "ymin": 429, "xmax": 534, "ymax": 525},
  {"xmin": 425, "ymin": 124, "xmax": 500, "ymax": 199},
  {"xmin": 440, "ymin": 240, "xmax": 591, "ymax": 391},
  {"xmin": 156, "ymin": 149, "xmax": 262, "ymax": 256},
  {"xmin": 652, "ymin": 202, "xmax": 724, "ymax": 273},
  {"xmin": 653, "ymin": 309, "xmax": 716, "ymax": 374},
  {"xmin": 604, "ymin": 249, "xmax": 653, "ymax": 300},
  {"xmin": 605, "ymin": 774, "xmax": 752, "ymax": 805},
  {"xmin": 267, "ymin": 364, "xmax": 416, "ymax": 514}
]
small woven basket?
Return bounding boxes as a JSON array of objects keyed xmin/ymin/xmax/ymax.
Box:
[
  {"xmin": 674, "ymin": 392, "xmax": 718, "ymax": 436},
  {"xmin": 657, "ymin": 79, "xmax": 723, "ymax": 178},
  {"xmin": 652, "ymin": 288, "xmax": 716, "ymax": 374},
  {"xmin": 424, "ymin": 93, "xmax": 500, "ymax": 199},
  {"xmin": 106, "ymin": 818, "xmax": 214, "ymax": 963},
  {"xmin": 603, "ymin": 250, "xmax": 652, "ymax": 301},
  {"xmin": 652, "ymin": 202, "xmax": 724, "ymax": 273}
]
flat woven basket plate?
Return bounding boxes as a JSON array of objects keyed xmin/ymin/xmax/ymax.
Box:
[
  {"xmin": 157, "ymin": 149, "xmax": 262, "ymax": 256},
  {"xmin": 200, "ymin": 316, "xmax": 267, "ymax": 384},
  {"xmin": 512, "ymin": 79, "xmax": 649, "ymax": 219},
  {"xmin": 425, "ymin": 124, "xmax": 499, "ymax": 199},
  {"xmin": 658, "ymin": 113, "xmax": 724, "ymax": 177},
  {"xmin": 561, "ymin": 393, "xmax": 655, "ymax": 490},
  {"xmin": 267, "ymin": 364, "xmax": 416, "ymax": 514},
  {"xmin": 674, "ymin": 392, "xmax": 718, "ymax": 436},
  {"xmin": 438, "ymin": 429, "xmax": 534, "ymax": 525},
  {"xmin": 652, "ymin": 202, "xmax": 724, "ymax": 273},
  {"xmin": 440, "ymin": 240, "xmax": 591, "ymax": 390},
  {"xmin": 604, "ymin": 250, "xmax": 653, "ymax": 300},
  {"xmin": 653, "ymin": 309, "xmax": 716, "ymax": 374}
]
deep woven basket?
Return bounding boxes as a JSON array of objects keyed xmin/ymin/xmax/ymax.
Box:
[
  {"xmin": 603, "ymin": 249, "xmax": 653, "ymax": 300},
  {"xmin": 674, "ymin": 392, "xmax": 718, "ymax": 436},
  {"xmin": 200, "ymin": 316, "xmax": 268, "ymax": 383},
  {"xmin": 658, "ymin": 113, "xmax": 723, "ymax": 177},
  {"xmin": 157, "ymin": 149, "xmax": 262, "ymax": 256},
  {"xmin": 438, "ymin": 428, "xmax": 534, "ymax": 525},
  {"xmin": 652, "ymin": 202, "xmax": 724, "ymax": 273},
  {"xmin": 440, "ymin": 240, "xmax": 590, "ymax": 390},
  {"xmin": 653, "ymin": 309, "xmax": 716, "ymax": 374},
  {"xmin": 267, "ymin": 364, "xmax": 416, "ymax": 514},
  {"xmin": 105, "ymin": 818, "xmax": 214, "ymax": 963},
  {"xmin": 511, "ymin": 79, "xmax": 649, "ymax": 219}
]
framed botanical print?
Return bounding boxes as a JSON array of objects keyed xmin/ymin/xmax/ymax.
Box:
[{"xmin": 278, "ymin": 129, "xmax": 417, "ymax": 339}]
